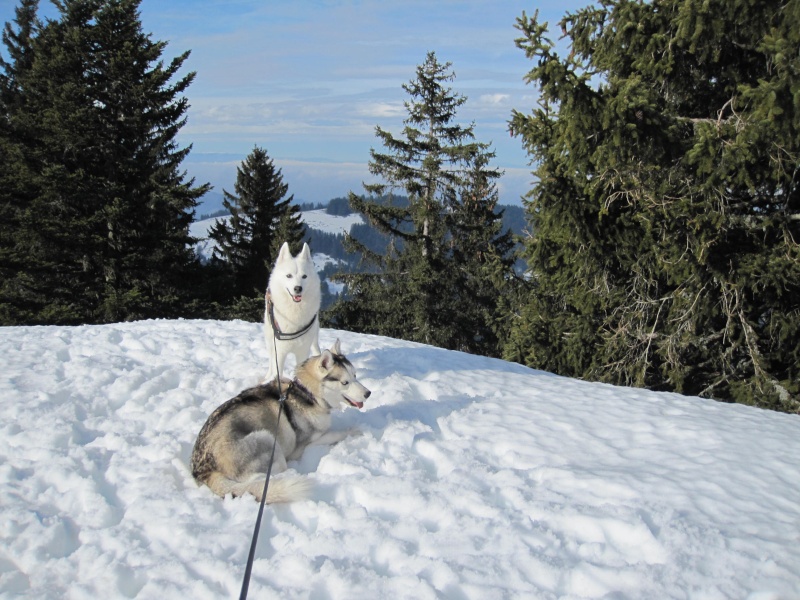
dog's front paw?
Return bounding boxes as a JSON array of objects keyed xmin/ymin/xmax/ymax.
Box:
[
  {"xmin": 331, "ymin": 428, "xmax": 361, "ymax": 445},
  {"xmin": 315, "ymin": 428, "xmax": 360, "ymax": 447}
]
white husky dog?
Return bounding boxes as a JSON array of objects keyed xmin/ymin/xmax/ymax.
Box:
[{"xmin": 264, "ymin": 242, "xmax": 321, "ymax": 382}]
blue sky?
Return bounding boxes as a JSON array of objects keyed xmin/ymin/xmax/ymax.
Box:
[{"xmin": 1, "ymin": 0, "xmax": 590, "ymax": 210}]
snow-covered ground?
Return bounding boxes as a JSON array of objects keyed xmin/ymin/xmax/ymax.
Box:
[
  {"xmin": 300, "ymin": 209, "xmax": 363, "ymax": 235},
  {"xmin": 1, "ymin": 320, "xmax": 799, "ymax": 599}
]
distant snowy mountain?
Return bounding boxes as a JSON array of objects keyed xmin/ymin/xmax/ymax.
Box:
[
  {"xmin": 1, "ymin": 319, "xmax": 799, "ymax": 598},
  {"xmin": 189, "ymin": 209, "xmax": 363, "ymax": 271},
  {"xmin": 300, "ymin": 209, "xmax": 364, "ymax": 235},
  {"xmin": 190, "ymin": 205, "xmax": 527, "ymax": 277},
  {"xmin": 196, "ymin": 191, "xmax": 226, "ymax": 218}
]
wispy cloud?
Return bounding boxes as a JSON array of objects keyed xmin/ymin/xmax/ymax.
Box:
[
  {"xmin": 478, "ymin": 93, "xmax": 512, "ymax": 106},
  {"xmin": 0, "ymin": 0, "xmax": 590, "ymax": 205}
]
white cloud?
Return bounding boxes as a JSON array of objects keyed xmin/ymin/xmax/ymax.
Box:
[
  {"xmin": 355, "ymin": 102, "xmax": 406, "ymax": 119},
  {"xmin": 478, "ymin": 93, "xmax": 511, "ymax": 106}
]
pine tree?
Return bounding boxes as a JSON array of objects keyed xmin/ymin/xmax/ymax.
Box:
[
  {"xmin": 331, "ymin": 52, "xmax": 517, "ymax": 355},
  {"xmin": 0, "ymin": 0, "xmax": 40, "ymax": 323},
  {"xmin": 445, "ymin": 147, "xmax": 520, "ymax": 354},
  {"xmin": 0, "ymin": 0, "xmax": 208, "ymax": 324},
  {"xmin": 208, "ymin": 146, "xmax": 305, "ymax": 319},
  {"xmin": 508, "ymin": 1, "xmax": 800, "ymax": 412},
  {"xmin": 89, "ymin": 0, "xmax": 209, "ymax": 321}
]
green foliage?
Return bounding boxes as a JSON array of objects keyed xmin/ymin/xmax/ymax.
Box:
[
  {"xmin": 0, "ymin": 0, "xmax": 46, "ymax": 322},
  {"xmin": 508, "ymin": 0, "xmax": 800, "ymax": 413},
  {"xmin": 0, "ymin": 0, "xmax": 208, "ymax": 325},
  {"xmin": 325, "ymin": 196, "xmax": 354, "ymax": 216},
  {"xmin": 208, "ymin": 145, "xmax": 306, "ymax": 306},
  {"xmin": 329, "ymin": 52, "xmax": 520, "ymax": 356}
]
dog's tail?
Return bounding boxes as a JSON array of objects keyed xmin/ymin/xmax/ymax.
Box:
[{"xmin": 204, "ymin": 472, "xmax": 314, "ymax": 504}]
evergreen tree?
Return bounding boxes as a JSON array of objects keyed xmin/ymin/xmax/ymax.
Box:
[
  {"xmin": 446, "ymin": 148, "xmax": 520, "ymax": 355},
  {"xmin": 0, "ymin": 0, "xmax": 208, "ymax": 324},
  {"xmin": 507, "ymin": 1, "xmax": 800, "ymax": 412},
  {"xmin": 331, "ymin": 52, "xmax": 516, "ymax": 355},
  {"xmin": 0, "ymin": 0, "xmax": 40, "ymax": 323},
  {"xmin": 208, "ymin": 146, "xmax": 305, "ymax": 319}
]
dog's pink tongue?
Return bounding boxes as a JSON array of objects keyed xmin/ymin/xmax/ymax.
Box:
[{"xmin": 292, "ymin": 294, "xmax": 302, "ymax": 302}]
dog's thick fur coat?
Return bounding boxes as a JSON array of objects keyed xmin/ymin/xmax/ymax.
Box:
[
  {"xmin": 264, "ymin": 242, "xmax": 321, "ymax": 382},
  {"xmin": 191, "ymin": 341, "xmax": 370, "ymax": 503}
]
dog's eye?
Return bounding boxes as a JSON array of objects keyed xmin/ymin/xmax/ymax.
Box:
[
  {"xmin": 341, "ymin": 380, "xmax": 349, "ymax": 386},
  {"xmin": 302, "ymin": 275, "xmax": 307, "ymax": 279},
  {"xmin": 286, "ymin": 274, "xmax": 292, "ymax": 279}
]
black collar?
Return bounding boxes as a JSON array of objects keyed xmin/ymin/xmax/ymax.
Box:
[
  {"xmin": 266, "ymin": 291, "xmax": 317, "ymax": 341},
  {"xmin": 287, "ymin": 379, "xmax": 316, "ymax": 406}
]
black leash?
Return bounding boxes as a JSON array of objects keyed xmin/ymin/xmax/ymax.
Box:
[{"xmin": 239, "ymin": 333, "xmax": 286, "ymax": 600}]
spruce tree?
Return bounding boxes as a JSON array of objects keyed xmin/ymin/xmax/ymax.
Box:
[
  {"xmin": 446, "ymin": 147, "xmax": 520, "ymax": 354},
  {"xmin": 208, "ymin": 146, "xmax": 305, "ymax": 319},
  {"xmin": 0, "ymin": 0, "xmax": 40, "ymax": 323},
  {"xmin": 508, "ymin": 1, "xmax": 800, "ymax": 412},
  {"xmin": 331, "ymin": 52, "xmax": 517, "ymax": 355},
  {"xmin": 0, "ymin": 0, "xmax": 208, "ymax": 324}
]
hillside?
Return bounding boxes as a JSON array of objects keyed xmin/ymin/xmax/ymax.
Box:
[
  {"xmin": 1, "ymin": 320, "xmax": 798, "ymax": 598},
  {"xmin": 189, "ymin": 209, "xmax": 362, "ymax": 272},
  {"xmin": 190, "ymin": 204, "xmax": 526, "ymax": 305}
]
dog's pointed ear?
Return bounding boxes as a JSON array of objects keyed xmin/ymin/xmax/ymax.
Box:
[
  {"xmin": 277, "ymin": 242, "xmax": 291, "ymax": 263},
  {"xmin": 330, "ymin": 339, "xmax": 342, "ymax": 356},
  {"xmin": 300, "ymin": 243, "xmax": 312, "ymax": 261},
  {"xmin": 319, "ymin": 349, "xmax": 334, "ymax": 372}
]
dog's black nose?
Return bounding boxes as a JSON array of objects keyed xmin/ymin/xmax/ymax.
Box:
[
  {"xmin": 364, "ymin": 390, "xmax": 371, "ymax": 399},
  {"xmin": 293, "ymin": 286, "xmax": 303, "ymax": 294}
]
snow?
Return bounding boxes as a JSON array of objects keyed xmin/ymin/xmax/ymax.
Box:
[
  {"xmin": 1, "ymin": 319, "xmax": 799, "ymax": 599},
  {"xmin": 189, "ymin": 216, "xmax": 221, "ymax": 262},
  {"xmin": 299, "ymin": 209, "xmax": 363, "ymax": 235},
  {"xmin": 189, "ymin": 209, "xmax": 362, "ymax": 290},
  {"xmin": 189, "ymin": 209, "xmax": 363, "ymax": 264}
]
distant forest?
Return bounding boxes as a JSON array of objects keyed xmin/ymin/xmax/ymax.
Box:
[{"xmin": 199, "ymin": 195, "xmax": 527, "ymax": 270}]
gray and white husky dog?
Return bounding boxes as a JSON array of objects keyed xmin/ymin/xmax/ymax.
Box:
[
  {"xmin": 264, "ymin": 242, "xmax": 321, "ymax": 382},
  {"xmin": 191, "ymin": 340, "xmax": 370, "ymax": 503}
]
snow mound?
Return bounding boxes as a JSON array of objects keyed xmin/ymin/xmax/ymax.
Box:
[{"xmin": 1, "ymin": 320, "xmax": 798, "ymax": 598}]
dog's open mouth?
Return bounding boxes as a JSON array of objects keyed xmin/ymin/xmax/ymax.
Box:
[
  {"xmin": 290, "ymin": 293, "xmax": 303, "ymax": 302},
  {"xmin": 344, "ymin": 397, "xmax": 364, "ymax": 409}
]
